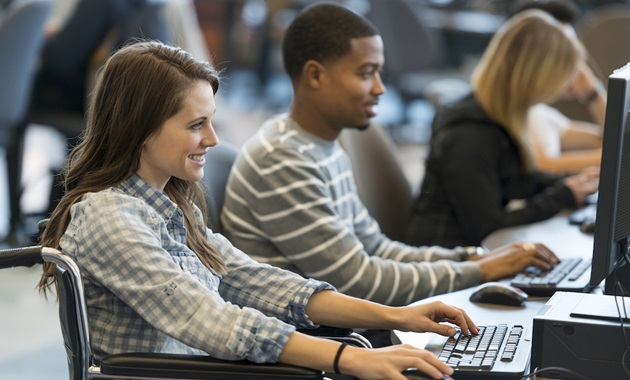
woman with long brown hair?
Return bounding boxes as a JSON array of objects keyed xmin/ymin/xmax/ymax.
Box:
[{"xmin": 37, "ymin": 40, "xmax": 477, "ymax": 380}]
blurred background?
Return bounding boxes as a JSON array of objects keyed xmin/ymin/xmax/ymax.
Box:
[{"xmin": 1, "ymin": 0, "xmax": 629, "ymax": 378}]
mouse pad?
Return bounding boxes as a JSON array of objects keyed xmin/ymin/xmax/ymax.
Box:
[{"xmin": 570, "ymin": 294, "xmax": 630, "ymax": 322}]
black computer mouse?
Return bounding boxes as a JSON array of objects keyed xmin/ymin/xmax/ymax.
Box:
[
  {"xmin": 403, "ymin": 369, "xmax": 455, "ymax": 380},
  {"xmin": 468, "ymin": 282, "xmax": 528, "ymax": 306}
]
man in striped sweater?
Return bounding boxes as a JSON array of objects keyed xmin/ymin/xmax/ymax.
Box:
[{"xmin": 221, "ymin": 2, "xmax": 558, "ymax": 308}]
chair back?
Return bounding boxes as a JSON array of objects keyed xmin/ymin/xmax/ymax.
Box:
[
  {"xmin": 0, "ymin": 246, "xmax": 91, "ymax": 380},
  {"xmin": 51, "ymin": 251, "xmax": 92, "ymax": 380},
  {"xmin": 115, "ymin": 0, "xmax": 171, "ymax": 48},
  {"xmin": 339, "ymin": 124, "xmax": 413, "ymax": 241},
  {"xmin": 367, "ymin": 0, "xmax": 445, "ymax": 76},
  {"xmin": 577, "ymin": 4, "xmax": 630, "ymax": 81},
  {"xmin": 202, "ymin": 142, "xmax": 239, "ymax": 233},
  {"xmin": 0, "ymin": 0, "xmax": 50, "ymax": 142}
]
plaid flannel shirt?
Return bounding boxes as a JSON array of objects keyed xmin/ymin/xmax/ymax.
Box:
[{"xmin": 60, "ymin": 174, "xmax": 333, "ymax": 362}]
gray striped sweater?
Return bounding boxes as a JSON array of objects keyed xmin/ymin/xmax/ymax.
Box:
[{"xmin": 221, "ymin": 114, "xmax": 481, "ymax": 306}]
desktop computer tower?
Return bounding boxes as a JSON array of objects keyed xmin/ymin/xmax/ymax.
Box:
[{"xmin": 531, "ymin": 292, "xmax": 630, "ymax": 379}]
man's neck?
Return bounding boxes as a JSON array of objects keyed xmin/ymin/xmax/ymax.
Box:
[{"xmin": 289, "ymin": 103, "xmax": 340, "ymax": 141}]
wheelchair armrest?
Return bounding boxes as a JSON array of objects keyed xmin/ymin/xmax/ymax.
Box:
[
  {"xmin": 99, "ymin": 352, "xmax": 324, "ymax": 379},
  {"xmin": 299, "ymin": 326, "xmax": 372, "ymax": 349},
  {"xmin": 298, "ymin": 325, "xmax": 353, "ymax": 337},
  {"xmin": 0, "ymin": 246, "xmax": 43, "ymax": 268}
]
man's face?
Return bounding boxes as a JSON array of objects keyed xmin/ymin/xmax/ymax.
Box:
[{"xmin": 318, "ymin": 35, "xmax": 386, "ymax": 133}]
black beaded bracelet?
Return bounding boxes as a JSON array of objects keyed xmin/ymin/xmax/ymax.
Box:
[{"xmin": 333, "ymin": 342, "xmax": 349, "ymax": 374}]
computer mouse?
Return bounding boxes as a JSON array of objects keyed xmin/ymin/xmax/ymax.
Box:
[
  {"xmin": 468, "ymin": 282, "xmax": 528, "ymax": 306},
  {"xmin": 403, "ymin": 369, "xmax": 455, "ymax": 380}
]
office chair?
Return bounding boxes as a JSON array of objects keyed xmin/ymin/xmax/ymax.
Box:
[
  {"xmin": 0, "ymin": 245, "xmax": 370, "ymax": 380},
  {"xmin": 0, "ymin": 0, "xmax": 51, "ymax": 242},
  {"xmin": 202, "ymin": 141, "xmax": 239, "ymax": 234},
  {"xmin": 339, "ymin": 124, "xmax": 413, "ymax": 241},
  {"xmin": 577, "ymin": 4, "xmax": 630, "ymax": 84}
]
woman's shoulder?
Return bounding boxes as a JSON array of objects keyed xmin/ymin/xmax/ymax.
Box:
[
  {"xmin": 434, "ymin": 95, "xmax": 504, "ymax": 136},
  {"xmin": 80, "ymin": 187, "xmax": 148, "ymax": 207},
  {"xmin": 73, "ymin": 188, "xmax": 158, "ymax": 223}
]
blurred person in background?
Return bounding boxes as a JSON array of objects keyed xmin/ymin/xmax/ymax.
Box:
[{"xmin": 403, "ymin": 10, "xmax": 599, "ymax": 248}]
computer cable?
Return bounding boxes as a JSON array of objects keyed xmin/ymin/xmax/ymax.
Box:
[{"xmin": 613, "ymin": 250, "xmax": 630, "ymax": 377}]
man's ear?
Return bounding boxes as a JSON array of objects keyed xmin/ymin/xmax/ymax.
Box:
[{"xmin": 302, "ymin": 59, "xmax": 326, "ymax": 89}]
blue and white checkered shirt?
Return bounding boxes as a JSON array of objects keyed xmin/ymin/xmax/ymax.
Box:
[{"xmin": 60, "ymin": 174, "xmax": 334, "ymax": 362}]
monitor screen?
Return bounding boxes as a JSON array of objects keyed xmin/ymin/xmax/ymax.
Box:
[{"xmin": 590, "ymin": 62, "xmax": 630, "ymax": 295}]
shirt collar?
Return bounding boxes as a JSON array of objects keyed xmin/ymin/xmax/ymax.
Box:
[
  {"xmin": 116, "ymin": 174, "xmax": 180, "ymax": 222},
  {"xmin": 284, "ymin": 116, "xmax": 338, "ymax": 151}
]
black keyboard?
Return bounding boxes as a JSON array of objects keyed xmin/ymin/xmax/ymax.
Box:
[
  {"xmin": 439, "ymin": 324, "xmax": 523, "ymax": 368},
  {"xmin": 408, "ymin": 324, "xmax": 531, "ymax": 380},
  {"xmin": 511, "ymin": 257, "xmax": 592, "ymax": 296}
]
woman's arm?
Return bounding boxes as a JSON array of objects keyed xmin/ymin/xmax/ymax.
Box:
[
  {"xmin": 532, "ymin": 128, "xmax": 602, "ymax": 174},
  {"xmin": 560, "ymin": 121, "xmax": 603, "ymax": 151},
  {"xmin": 280, "ymin": 331, "xmax": 454, "ymax": 380},
  {"xmin": 528, "ymin": 103, "xmax": 603, "ymax": 174},
  {"xmin": 569, "ymin": 63, "xmax": 607, "ymax": 128},
  {"xmin": 277, "ymin": 290, "xmax": 478, "ymax": 380},
  {"xmin": 304, "ymin": 290, "xmax": 476, "ymax": 335}
]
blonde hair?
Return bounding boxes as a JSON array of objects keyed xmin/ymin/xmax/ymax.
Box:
[
  {"xmin": 471, "ymin": 10, "xmax": 585, "ymax": 169},
  {"xmin": 38, "ymin": 41, "xmax": 226, "ymax": 294}
]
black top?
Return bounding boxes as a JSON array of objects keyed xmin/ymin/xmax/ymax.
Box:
[{"xmin": 403, "ymin": 94, "xmax": 575, "ymax": 248}]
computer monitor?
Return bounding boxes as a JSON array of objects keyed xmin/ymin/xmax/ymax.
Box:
[{"xmin": 590, "ymin": 62, "xmax": 630, "ymax": 295}]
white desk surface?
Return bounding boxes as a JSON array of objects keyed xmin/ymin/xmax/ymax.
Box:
[{"xmin": 482, "ymin": 212, "xmax": 594, "ymax": 261}]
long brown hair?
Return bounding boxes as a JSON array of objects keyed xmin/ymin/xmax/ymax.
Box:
[
  {"xmin": 472, "ymin": 10, "xmax": 585, "ymax": 170},
  {"xmin": 38, "ymin": 41, "xmax": 226, "ymax": 294}
]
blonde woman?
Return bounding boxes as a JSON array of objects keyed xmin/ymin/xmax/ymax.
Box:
[{"xmin": 404, "ymin": 10, "xmax": 599, "ymax": 248}]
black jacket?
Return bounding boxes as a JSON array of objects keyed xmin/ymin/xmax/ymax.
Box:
[{"xmin": 403, "ymin": 94, "xmax": 575, "ymax": 247}]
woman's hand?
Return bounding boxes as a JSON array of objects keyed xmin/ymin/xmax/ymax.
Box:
[
  {"xmin": 340, "ymin": 344, "xmax": 454, "ymax": 380},
  {"xmin": 394, "ymin": 300, "xmax": 479, "ymax": 337},
  {"xmin": 564, "ymin": 165, "xmax": 600, "ymax": 206},
  {"xmin": 565, "ymin": 62, "xmax": 603, "ymax": 101}
]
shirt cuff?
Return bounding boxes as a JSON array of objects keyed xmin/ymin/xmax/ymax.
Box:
[
  {"xmin": 226, "ymin": 310, "xmax": 296, "ymax": 363},
  {"xmin": 455, "ymin": 261, "xmax": 483, "ymax": 289},
  {"xmin": 287, "ymin": 278, "xmax": 336, "ymax": 328}
]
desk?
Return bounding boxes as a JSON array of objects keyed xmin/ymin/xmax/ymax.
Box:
[
  {"xmin": 393, "ymin": 212, "xmax": 596, "ymax": 378},
  {"xmin": 482, "ymin": 211, "xmax": 594, "ymax": 261}
]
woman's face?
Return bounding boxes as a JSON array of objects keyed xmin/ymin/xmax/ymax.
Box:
[{"xmin": 138, "ymin": 80, "xmax": 218, "ymax": 191}]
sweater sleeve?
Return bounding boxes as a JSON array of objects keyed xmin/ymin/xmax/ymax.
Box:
[{"xmin": 223, "ymin": 144, "xmax": 480, "ymax": 306}]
